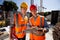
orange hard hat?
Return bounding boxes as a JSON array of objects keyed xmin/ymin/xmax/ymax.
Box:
[{"xmin": 30, "ymin": 5, "xmax": 37, "ymax": 11}]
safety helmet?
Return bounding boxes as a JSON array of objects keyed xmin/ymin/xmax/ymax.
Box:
[
  {"xmin": 30, "ymin": 5, "xmax": 37, "ymax": 11},
  {"xmin": 20, "ymin": 2, "xmax": 28, "ymax": 10}
]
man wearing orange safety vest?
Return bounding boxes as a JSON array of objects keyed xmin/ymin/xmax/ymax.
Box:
[
  {"xmin": 29, "ymin": 5, "xmax": 49, "ymax": 40},
  {"xmin": 13, "ymin": 2, "xmax": 28, "ymax": 40}
]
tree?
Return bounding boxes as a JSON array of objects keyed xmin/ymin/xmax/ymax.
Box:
[
  {"xmin": 44, "ymin": 12, "xmax": 48, "ymax": 17},
  {"xmin": 2, "ymin": 1, "xmax": 18, "ymax": 26},
  {"xmin": 3, "ymin": 1, "xmax": 18, "ymax": 11}
]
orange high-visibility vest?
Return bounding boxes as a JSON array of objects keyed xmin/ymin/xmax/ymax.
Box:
[
  {"xmin": 29, "ymin": 15, "xmax": 45, "ymax": 40},
  {"xmin": 14, "ymin": 13, "xmax": 27, "ymax": 38}
]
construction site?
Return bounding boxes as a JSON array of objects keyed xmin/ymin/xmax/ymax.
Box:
[{"xmin": 0, "ymin": 0, "xmax": 60, "ymax": 40}]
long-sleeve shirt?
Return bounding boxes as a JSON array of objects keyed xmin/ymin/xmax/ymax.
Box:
[{"xmin": 44, "ymin": 19, "xmax": 49, "ymax": 29}]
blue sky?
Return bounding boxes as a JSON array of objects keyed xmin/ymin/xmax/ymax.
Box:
[
  {"xmin": 43, "ymin": 0, "xmax": 60, "ymax": 12},
  {"xmin": 0, "ymin": 0, "xmax": 4, "ymax": 5},
  {"xmin": 0, "ymin": 0, "xmax": 60, "ymax": 12},
  {"xmin": 12, "ymin": 0, "xmax": 31, "ymax": 12}
]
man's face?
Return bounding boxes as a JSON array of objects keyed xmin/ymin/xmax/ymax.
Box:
[
  {"xmin": 31, "ymin": 10, "xmax": 37, "ymax": 15},
  {"xmin": 21, "ymin": 8, "xmax": 27, "ymax": 14}
]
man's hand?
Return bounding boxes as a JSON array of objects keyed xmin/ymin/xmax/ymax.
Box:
[{"xmin": 43, "ymin": 28, "xmax": 48, "ymax": 33}]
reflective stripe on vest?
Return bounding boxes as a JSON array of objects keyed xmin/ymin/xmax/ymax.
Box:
[{"xmin": 40, "ymin": 16, "xmax": 44, "ymax": 27}]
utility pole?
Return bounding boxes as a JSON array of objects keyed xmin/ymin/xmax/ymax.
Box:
[
  {"xmin": 31, "ymin": 0, "xmax": 34, "ymax": 5},
  {"xmin": 40, "ymin": 0, "xmax": 43, "ymax": 12}
]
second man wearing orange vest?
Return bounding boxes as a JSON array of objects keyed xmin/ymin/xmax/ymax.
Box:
[{"xmin": 29, "ymin": 5, "xmax": 49, "ymax": 40}]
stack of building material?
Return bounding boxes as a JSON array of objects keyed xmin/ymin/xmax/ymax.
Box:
[
  {"xmin": 53, "ymin": 22, "xmax": 60, "ymax": 40},
  {"xmin": 0, "ymin": 32, "xmax": 9, "ymax": 40}
]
